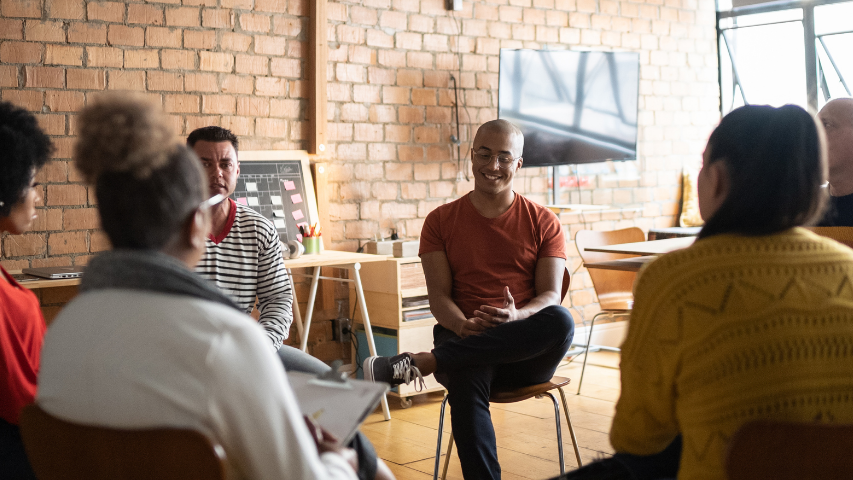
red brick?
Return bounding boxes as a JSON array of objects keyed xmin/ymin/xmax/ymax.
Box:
[
  {"xmin": 368, "ymin": 67, "xmax": 395, "ymax": 85},
  {"xmin": 220, "ymin": 74, "xmax": 253, "ymax": 94},
  {"xmin": 354, "ymin": 123, "xmax": 383, "ymax": 142},
  {"xmin": 86, "ymin": 46, "xmax": 123, "ymax": 68},
  {"xmin": 51, "ymin": 136, "xmax": 74, "ymax": 158},
  {"xmin": 340, "ymin": 103, "xmax": 368, "ymax": 122},
  {"xmin": 46, "ymin": 90, "xmax": 83, "ymax": 111},
  {"xmin": 353, "ymin": 85, "xmax": 381, "ymax": 103},
  {"xmin": 49, "ymin": 231, "xmax": 87, "ymax": 255},
  {"xmin": 337, "ymin": 24, "xmax": 364, "ymax": 44},
  {"xmin": 255, "ymin": 76, "xmax": 284, "ymax": 96},
  {"xmin": 200, "ymin": 51, "xmax": 233, "ymax": 72},
  {"xmin": 25, "ymin": 20, "xmax": 65, "ymax": 42},
  {"xmin": 49, "ymin": 0, "xmax": 83, "ymax": 19},
  {"xmin": 380, "ymin": 11, "xmax": 406, "ymax": 29},
  {"xmin": 0, "ymin": 19, "xmax": 23, "ymax": 40},
  {"xmin": 107, "ymin": 70, "xmax": 144, "ymax": 90},
  {"xmin": 2, "ymin": 90, "xmax": 43, "ymax": 111},
  {"xmin": 396, "ymin": 32, "xmax": 421, "ymax": 50},
  {"xmin": 235, "ymin": 54, "xmax": 268, "ymax": 75},
  {"xmin": 34, "ymin": 113, "xmax": 64, "ymax": 135},
  {"xmin": 385, "ymin": 125, "xmax": 410, "ymax": 143},
  {"xmin": 45, "ymin": 45, "xmax": 83, "ymax": 65},
  {"xmin": 219, "ymin": 116, "xmax": 253, "ymax": 136},
  {"xmin": 37, "ymin": 161, "xmax": 66, "ymax": 182},
  {"xmin": 30, "ymin": 207, "xmax": 63, "ymax": 231},
  {"xmin": 2, "ymin": 0, "xmax": 42, "ymax": 17},
  {"xmin": 398, "ymin": 106, "xmax": 424, "ymax": 124},
  {"xmin": 253, "ymin": 35, "xmax": 284, "ymax": 55},
  {"xmin": 185, "ymin": 30, "xmax": 215, "ymax": 49},
  {"xmin": 47, "ymin": 184, "xmax": 86, "ymax": 206},
  {"xmin": 67, "ymin": 22, "xmax": 107, "ymax": 44},
  {"xmin": 237, "ymin": 97, "xmax": 269, "ymax": 116},
  {"xmin": 24, "ymin": 66, "xmax": 63, "ymax": 88},
  {"xmin": 146, "ymin": 26, "xmax": 182, "ymax": 48},
  {"xmin": 269, "ymin": 98, "xmax": 299, "ymax": 117},
  {"xmin": 336, "ymin": 63, "xmax": 365, "ymax": 83},
  {"xmin": 185, "ymin": 72, "xmax": 218, "ymax": 92},
  {"xmin": 415, "ymin": 126, "xmax": 440, "ymax": 143},
  {"xmin": 240, "ymin": 13, "xmax": 270, "ymax": 32},
  {"xmin": 162, "ymin": 49, "xmax": 196, "ymax": 70},
  {"xmin": 202, "ymin": 94, "xmax": 235, "ymax": 114},
  {"xmin": 124, "ymin": 49, "xmax": 160, "ymax": 69},
  {"xmin": 221, "ymin": 32, "xmax": 251, "ymax": 51},
  {"xmin": 1, "ymin": 41, "xmax": 42, "ymax": 63},
  {"xmin": 351, "ymin": 5, "xmax": 378, "ymax": 25},
  {"xmin": 0, "ymin": 65, "xmax": 18, "ymax": 87},
  {"xmin": 270, "ymin": 57, "xmax": 300, "ymax": 77},
  {"xmin": 412, "ymin": 88, "xmax": 436, "ymax": 106},
  {"xmin": 185, "ymin": 115, "xmax": 220, "ymax": 132},
  {"xmin": 369, "ymin": 105, "xmax": 396, "ymax": 123},
  {"xmin": 255, "ymin": 0, "xmax": 287, "ymax": 12},
  {"xmin": 382, "ymin": 86, "xmax": 408, "ymax": 104},
  {"xmin": 128, "ymin": 4, "xmax": 164, "ymax": 25},
  {"xmin": 366, "ymin": 29, "xmax": 393, "ymax": 48},
  {"xmin": 62, "ymin": 207, "xmax": 99, "ymax": 230},
  {"xmin": 255, "ymin": 117, "xmax": 286, "ymax": 137},
  {"xmin": 407, "ymin": 52, "xmax": 433, "ymax": 69},
  {"xmin": 166, "ymin": 7, "xmax": 200, "ymax": 27},
  {"xmin": 273, "ymin": 16, "xmax": 301, "ymax": 37},
  {"xmin": 108, "ymin": 25, "xmax": 144, "ymax": 46},
  {"xmin": 398, "ymin": 145, "xmax": 424, "ymax": 162},
  {"xmin": 148, "ymin": 71, "xmax": 183, "ymax": 91},
  {"xmin": 164, "ymin": 94, "xmax": 199, "ymax": 113},
  {"xmin": 4, "ymin": 234, "xmax": 46, "ymax": 257},
  {"xmin": 202, "ymin": 8, "xmax": 231, "ymax": 28},
  {"xmin": 87, "ymin": 2, "xmax": 123, "ymax": 22}
]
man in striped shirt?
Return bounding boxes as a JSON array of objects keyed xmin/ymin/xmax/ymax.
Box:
[{"xmin": 188, "ymin": 126, "xmax": 328, "ymax": 374}]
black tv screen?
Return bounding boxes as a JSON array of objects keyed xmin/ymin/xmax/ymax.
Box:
[{"xmin": 498, "ymin": 49, "xmax": 640, "ymax": 167}]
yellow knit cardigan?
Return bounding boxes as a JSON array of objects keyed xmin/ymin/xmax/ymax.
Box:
[{"xmin": 610, "ymin": 228, "xmax": 853, "ymax": 480}]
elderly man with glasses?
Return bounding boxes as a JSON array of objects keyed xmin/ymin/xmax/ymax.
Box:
[{"xmin": 363, "ymin": 119, "xmax": 575, "ymax": 480}]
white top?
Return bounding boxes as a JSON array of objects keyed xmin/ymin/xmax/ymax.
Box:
[{"xmin": 37, "ymin": 290, "xmax": 356, "ymax": 480}]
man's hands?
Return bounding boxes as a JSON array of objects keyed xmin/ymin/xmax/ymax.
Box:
[
  {"xmin": 303, "ymin": 416, "xmax": 358, "ymax": 472},
  {"xmin": 458, "ymin": 287, "xmax": 520, "ymax": 338}
]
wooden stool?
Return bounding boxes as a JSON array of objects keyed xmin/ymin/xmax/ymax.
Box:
[{"xmin": 433, "ymin": 376, "xmax": 583, "ymax": 480}]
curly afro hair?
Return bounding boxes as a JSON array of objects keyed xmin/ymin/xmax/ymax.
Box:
[{"xmin": 0, "ymin": 102, "xmax": 53, "ymax": 217}]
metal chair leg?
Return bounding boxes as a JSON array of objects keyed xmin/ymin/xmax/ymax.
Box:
[
  {"xmin": 542, "ymin": 392, "xmax": 565, "ymax": 475},
  {"xmin": 441, "ymin": 432, "xmax": 454, "ymax": 480},
  {"xmin": 434, "ymin": 395, "xmax": 450, "ymax": 480},
  {"xmin": 577, "ymin": 312, "xmax": 603, "ymax": 394},
  {"xmin": 558, "ymin": 387, "xmax": 583, "ymax": 467}
]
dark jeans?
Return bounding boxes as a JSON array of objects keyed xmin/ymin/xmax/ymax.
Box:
[
  {"xmin": 432, "ymin": 305, "xmax": 575, "ymax": 480},
  {"xmin": 554, "ymin": 436, "xmax": 682, "ymax": 480},
  {"xmin": 0, "ymin": 418, "xmax": 37, "ymax": 480}
]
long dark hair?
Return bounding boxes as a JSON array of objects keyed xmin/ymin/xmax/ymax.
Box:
[
  {"xmin": 698, "ymin": 104, "xmax": 826, "ymax": 239},
  {"xmin": 0, "ymin": 102, "xmax": 53, "ymax": 217}
]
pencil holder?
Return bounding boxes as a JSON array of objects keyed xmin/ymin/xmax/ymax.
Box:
[{"xmin": 303, "ymin": 237, "xmax": 320, "ymax": 255}]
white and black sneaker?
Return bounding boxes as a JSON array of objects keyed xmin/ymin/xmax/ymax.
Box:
[{"xmin": 363, "ymin": 353, "xmax": 426, "ymax": 392}]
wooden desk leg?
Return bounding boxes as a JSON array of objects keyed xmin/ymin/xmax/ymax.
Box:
[
  {"xmin": 352, "ymin": 262, "xmax": 391, "ymax": 421},
  {"xmin": 299, "ymin": 267, "xmax": 322, "ymax": 352},
  {"xmin": 287, "ymin": 268, "xmax": 304, "ymax": 342}
]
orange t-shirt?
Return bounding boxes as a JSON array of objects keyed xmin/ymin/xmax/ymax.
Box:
[{"xmin": 418, "ymin": 192, "xmax": 566, "ymax": 318}]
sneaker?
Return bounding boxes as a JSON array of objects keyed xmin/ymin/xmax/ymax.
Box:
[{"xmin": 363, "ymin": 353, "xmax": 426, "ymax": 392}]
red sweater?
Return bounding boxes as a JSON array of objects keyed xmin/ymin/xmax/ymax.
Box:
[{"xmin": 0, "ymin": 266, "xmax": 46, "ymax": 425}]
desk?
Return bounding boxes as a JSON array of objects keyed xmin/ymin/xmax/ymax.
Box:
[
  {"xmin": 283, "ymin": 250, "xmax": 392, "ymax": 420},
  {"xmin": 584, "ymin": 255, "xmax": 656, "ymax": 272},
  {"xmin": 584, "ymin": 236, "xmax": 695, "ymax": 256}
]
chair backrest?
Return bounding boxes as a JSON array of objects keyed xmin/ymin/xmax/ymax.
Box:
[
  {"xmin": 726, "ymin": 421, "xmax": 853, "ymax": 480},
  {"xmin": 575, "ymin": 228, "xmax": 645, "ymax": 311},
  {"xmin": 20, "ymin": 404, "xmax": 226, "ymax": 480},
  {"xmin": 560, "ymin": 265, "xmax": 571, "ymax": 304},
  {"xmin": 805, "ymin": 226, "xmax": 853, "ymax": 249}
]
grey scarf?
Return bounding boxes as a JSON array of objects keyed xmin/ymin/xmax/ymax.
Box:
[{"xmin": 80, "ymin": 249, "xmax": 239, "ymax": 311}]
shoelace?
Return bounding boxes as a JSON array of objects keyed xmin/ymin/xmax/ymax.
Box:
[{"xmin": 392, "ymin": 357, "xmax": 427, "ymax": 392}]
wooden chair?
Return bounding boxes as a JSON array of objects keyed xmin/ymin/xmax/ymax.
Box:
[
  {"xmin": 805, "ymin": 226, "xmax": 853, "ymax": 248},
  {"xmin": 20, "ymin": 404, "xmax": 226, "ymax": 480},
  {"xmin": 574, "ymin": 227, "xmax": 645, "ymax": 394},
  {"xmin": 726, "ymin": 421, "xmax": 853, "ymax": 480},
  {"xmin": 433, "ymin": 266, "xmax": 583, "ymax": 479}
]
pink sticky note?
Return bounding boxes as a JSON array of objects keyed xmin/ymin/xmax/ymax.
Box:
[
  {"xmin": 292, "ymin": 209, "xmax": 304, "ymax": 221},
  {"xmin": 290, "ymin": 193, "xmax": 303, "ymax": 204},
  {"xmin": 236, "ymin": 197, "xmax": 248, "ymax": 205},
  {"xmin": 283, "ymin": 180, "xmax": 296, "ymax": 191}
]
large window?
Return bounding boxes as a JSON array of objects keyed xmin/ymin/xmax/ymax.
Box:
[{"xmin": 718, "ymin": 0, "xmax": 853, "ymax": 114}]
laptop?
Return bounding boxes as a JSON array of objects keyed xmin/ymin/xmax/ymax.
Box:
[{"xmin": 21, "ymin": 266, "xmax": 85, "ymax": 279}]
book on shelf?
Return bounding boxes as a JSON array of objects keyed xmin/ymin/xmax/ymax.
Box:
[
  {"xmin": 403, "ymin": 307, "xmax": 433, "ymax": 322},
  {"xmin": 402, "ymin": 295, "xmax": 430, "ymax": 308}
]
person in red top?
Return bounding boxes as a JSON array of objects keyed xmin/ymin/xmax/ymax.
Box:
[
  {"xmin": 0, "ymin": 101, "xmax": 53, "ymax": 479},
  {"xmin": 364, "ymin": 119, "xmax": 574, "ymax": 480}
]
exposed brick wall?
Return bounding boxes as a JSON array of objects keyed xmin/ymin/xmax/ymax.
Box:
[{"xmin": 0, "ymin": 0, "xmax": 720, "ymax": 348}]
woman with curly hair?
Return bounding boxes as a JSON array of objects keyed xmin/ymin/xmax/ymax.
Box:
[{"xmin": 0, "ymin": 101, "xmax": 53, "ymax": 479}]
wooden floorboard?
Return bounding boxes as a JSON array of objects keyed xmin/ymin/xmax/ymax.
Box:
[{"xmin": 362, "ymin": 351, "xmax": 621, "ymax": 479}]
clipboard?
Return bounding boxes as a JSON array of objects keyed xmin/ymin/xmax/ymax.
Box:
[{"xmin": 288, "ymin": 367, "xmax": 389, "ymax": 445}]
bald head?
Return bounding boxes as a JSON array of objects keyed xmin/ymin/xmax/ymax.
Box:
[
  {"xmin": 473, "ymin": 119, "xmax": 524, "ymax": 158},
  {"xmin": 819, "ymin": 98, "xmax": 853, "ymax": 196}
]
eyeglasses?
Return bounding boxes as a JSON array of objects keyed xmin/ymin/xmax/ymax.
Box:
[{"xmin": 471, "ymin": 149, "xmax": 520, "ymax": 169}]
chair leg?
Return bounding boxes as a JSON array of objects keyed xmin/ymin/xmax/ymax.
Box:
[
  {"xmin": 434, "ymin": 395, "xmax": 450, "ymax": 480},
  {"xmin": 577, "ymin": 312, "xmax": 604, "ymax": 395},
  {"xmin": 558, "ymin": 387, "xmax": 583, "ymax": 467},
  {"xmin": 543, "ymin": 392, "xmax": 565, "ymax": 475},
  {"xmin": 441, "ymin": 432, "xmax": 454, "ymax": 480}
]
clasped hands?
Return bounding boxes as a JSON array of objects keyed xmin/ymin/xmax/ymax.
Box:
[{"xmin": 458, "ymin": 286, "xmax": 520, "ymax": 338}]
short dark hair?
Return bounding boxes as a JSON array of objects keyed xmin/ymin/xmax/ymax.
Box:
[
  {"xmin": 0, "ymin": 102, "xmax": 54, "ymax": 217},
  {"xmin": 75, "ymin": 93, "xmax": 206, "ymax": 250},
  {"xmin": 186, "ymin": 126, "xmax": 239, "ymax": 152},
  {"xmin": 699, "ymin": 104, "xmax": 826, "ymax": 239}
]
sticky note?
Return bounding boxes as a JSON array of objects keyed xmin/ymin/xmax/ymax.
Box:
[
  {"xmin": 274, "ymin": 219, "xmax": 286, "ymax": 228},
  {"xmin": 236, "ymin": 197, "xmax": 248, "ymax": 206},
  {"xmin": 290, "ymin": 193, "xmax": 303, "ymax": 204},
  {"xmin": 283, "ymin": 180, "xmax": 296, "ymax": 191},
  {"xmin": 292, "ymin": 209, "xmax": 304, "ymax": 221},
  {"xmin": 247, "ymin": 197, "xmax": 260, "ymax": 206},
  {"xmin": 247, "ymin": 183, "xmax": 258, "ymax": 192},
  {"xmin": 273, "ymin": 210, "xmax": 285, "ymax": 217},
  {"xmin": 271, "ymin": 195, "xmax": 283, "ymax": 205}
]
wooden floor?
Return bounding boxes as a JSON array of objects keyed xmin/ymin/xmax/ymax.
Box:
[{"xmin": 361, "ymin": 351, "xmax": 621, "ymax": 480}]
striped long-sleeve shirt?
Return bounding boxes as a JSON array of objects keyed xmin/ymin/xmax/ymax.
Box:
[{"xmin": 196, "ymin": 200, "xmax": 294, "ymax": 351}]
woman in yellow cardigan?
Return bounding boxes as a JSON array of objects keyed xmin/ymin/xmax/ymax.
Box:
[{"xmin": 564, "ymin": 104, "xmax": 853, "ymax": 480}]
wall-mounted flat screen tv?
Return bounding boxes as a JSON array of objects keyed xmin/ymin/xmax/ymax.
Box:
[{"xmin": 499, "ymin": 49, "xmax": 640, "ymax": 167}]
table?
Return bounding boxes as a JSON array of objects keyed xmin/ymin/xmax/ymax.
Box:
[
  {"xmin": 283, "ymin": 250, "xmax": 392, "ymax": 420},
  {"xmin": 584, "ymin": 255, "xmax": 657, "ymax": 272},
  {"xmin": 583, "ymin": 236, "xmax": 695, "ymax": 256},
  {"xmin": 11, "ymin": 274, "xmax": 81, "ymax": 289}
]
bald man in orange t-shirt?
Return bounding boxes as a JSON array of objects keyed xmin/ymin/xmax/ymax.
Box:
[{"xmin": 364, "ymin": 120, "xmax": 575, "ymax": 480}]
